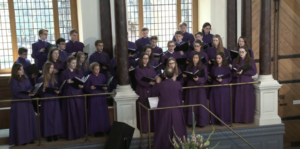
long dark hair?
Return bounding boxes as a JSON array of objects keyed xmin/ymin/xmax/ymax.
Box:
[
  {"xmin": 202, "ymin": 22, "xmax": 211, "ymax": 34},
  {"xmin": 235, "ymin": 36, "xmax": 249, "ymax": 51},
  {"xmin": 47, "ymin": 48, "xmax": 62, "ymax": 63},
  {"xmin": 42, "ymin": 62, "xmax": 56, "ymax": 88},
  {"xmin": 214, "ymin": 52, "xmax": 229, "ymax": 67},
  {"xmin": 193, "ymin": 40, "xmax": 203, "ymax": 51},
  {"xmin": 10, "ymin": 63, "xmax": 27, "ymax": 82},
  {"xmin": 143, "ymin": 44, "xmax": 154, "ymax": 62},
  {"xmin": 235, "ymin": 46, "xmax": 252, "ymax": 67},
  {"xmin": 188, "ymin": 52, "xmax": 203, "ymax": 72},
  {"xmin": 167, "ymin": 57, "xmax": 179, "ymax": 76},
  {"xmin": 138, "ymin": 52, "xmax": 150, "ymax": 69},
  {"xmin": 67, "ymin": 56, "xmax": 79, "ymax": 74}
]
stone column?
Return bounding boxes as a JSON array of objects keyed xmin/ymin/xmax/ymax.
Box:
[
  {"xmin": 241, "ymin": 0, "xmax": 252, "ymax": 48},
  {"xmin": 227, "ymin": 0, "xmax": 237, "ymax": 51},
  {"xmin": 254, "ymin": 0, "xmax": 282, "ymax": 126},
  {"xmin": 113, "ymin": 0, "xmax": 140, "ymax": 137}
]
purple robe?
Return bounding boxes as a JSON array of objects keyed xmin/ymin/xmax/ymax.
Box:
[
  {"xmin": 202, "ymin": 33, "xmax": 214, "ymax": 44},
  {"xmin": 128, "ymin": 41, "xmax": 137, "ymax": 49},
  {"xmin": 187, "ymin": 50, "xmax": 209, "ymax": 68},
  {"xmin": 136, "ymin": 58, "xmax": 159, "ymax": 74},
  {"xmin": 15, "ymin": 57, "xmax": 35, "ymax": 85},
  {"xmin": 59, "ymin": 50, "xmax": 70, "ymax": 69},
  {"xmin": 160, "ymin": 51, "xmax": 182, "ymax": 69},
  {"xmin": 32, "ymin": 40, "xmax": 50, "ymax": 70},
  {"xmin": 207, "ymin": 47, "xmax": 231, "ymax": 72},
  {"xmin": 84, "ymin": 73, "xmax": 111, "ymax": 134},
  {"xmin": 151, "ymin": 46, "xmax": 163, "ymax": 54},
  {"xmin": 172, "ymin": 31, "xmax": 195, "ymax": 46},
  {"xmin": 89, "ymin": 51, "xmax": 110, "ymax": 79},
  {"xmin": 80, "ymin": 64, "xmax": 90, "ymax": 76},
  {"xmin": 60, "ymin": 69, "xmax": 85, "ymax": 140},
  {"xmin": 248, "ymin": 49, "xmax": 255, "ymax": 59},
  {"xmin": 134, "ymin": 37, "xmax": 151, "ymax": 58},
  {"xmin": 9, "ymin": 78, "xmax": 38, "ymax": 145},
  {"xmin": 209, "ymin": 66, "xmax": 232, "ymax": 126},
  {"xmin": 152, "ymin": 79, "xmax": 187, "ymax": 149},
  {"xmin": 37, "ymin": 76, "xmax": 63, "ymax": 137},
  {"xmin": 185, "ymin": 66, "xmax": 209, "ymax": 127},
  {"xmin": 232, "ymin": 59, "xmax": 257, "ymax": 123},
  {"xmin": 135, "ymin": 66, "xmax": 157, "ymax": 133},
  {"xmin": 65, "ymin": 40, "xmax": 84, "ymax": 53}
]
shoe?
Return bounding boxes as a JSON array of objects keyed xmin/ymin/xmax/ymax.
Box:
[
  {"xmin": 47, "ymin": 137, "xmax": 53, "ymax": 142},
  {"xmin": 53, "ymin": 135, "xmax": 58, "ymax": 141}
]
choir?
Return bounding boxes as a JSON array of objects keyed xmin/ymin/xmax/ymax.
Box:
[{"xmin": 9, "ymin": 22, "xmax": 257, "ymax": 147}]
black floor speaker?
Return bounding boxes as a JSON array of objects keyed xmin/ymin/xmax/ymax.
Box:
[{"xmin": 105, "ymin": 121, "xmax": 135, "ymax": 149}]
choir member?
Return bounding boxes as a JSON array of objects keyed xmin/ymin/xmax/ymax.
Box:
[
  {"xmin": 152, "ymin": 67, "xmax": 187, "ymax": 149},
  {"xmin": 165, "ymin": 57, "xmax": 184, "ymax": 86},
  {"xmin": 183, "ymin": 53, "xmax": 209, "ymax": 127},
  {"xmin": 150, "ymin": 36, "xmax": 163, "ymax": 54},
  {"xmin": 37, "ymin": 62, "xmax": 63, "ymax": 142},
  {"xmin": 128, "ymin": 40, "xmax": 137, "ymax": 62},
  {"xmin": 9, "ymin": 63, "xmax": 38, "ymax": 145},
  {"xmin": 84, "ymin": 62, "xmax": 111, "ymax": 137},
  {"xmin": 135, "ymin": 27, "xmax": 151, "ymax": 58},
  {"xmin": 233, "ymin": 47, "xmax": 257, "ymax": 123},
  {"xmin": 187, "ymin": 40, "xmax": 208, "ymax": 68},
  {"xmin": 135, "ymin": 52, "xmax": 157, "ymax": 133},
  {"xmin": 76, "ymin": 51, "xmax": 90, "ymax": 76},
  {"xmin": 202, "ymin": 22, "xmax": 214, "ymax": 45},
  {"xmin": 195, "ymin": 31, "xmax": 206, "ymax": 46},
  {"xmin": 172, "ymin": 22, "xmax": 195, "ymax": 46},
  {"xmin": 15, "ymin": 47, "xmax": 37, "ymax": 85},
  {"xmin": 160, "ymin": 41, "xmax": 182, "ymax": 69},
  {"xmin": 209, "ymin": 52, "xmax": 232, "ymax": 126},
  {"xmin": 207, "ymin": 34, "xmax": 230, "ymax": 71},
  {"xmin": 236, "ymin": 36, "xmax": 254, "ymax": 59},
  {"xmin": 174, "ymin": 31, "xmax": 187, "ymax": 57},
  {"xmin": 143, "ymin": 45, "xmax": 159, "ymax": 74},
  {"xmin": 65, "ymin": 29, "xmax": 84, "ymax": 53},
  {"xmin": 89, "ymin": 40, "xmax": 110, "ymax": 79},
  {"xmin": 60, "ymin": 56, "xmax": 85, "ymax": 140},
  {"xmin": 31, "ymin": 29, "xmax": 51, "ymax": 70},
  {"xmin": 47, "ymin": 48, "xmax": 64, "ymax": 74},
  {"xmin": 56, "ymin": 38, "xmax": 75, "ymax": 69}
]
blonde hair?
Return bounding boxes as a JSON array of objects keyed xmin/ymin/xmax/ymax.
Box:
[
  {"xmin": 42, "ymin": 62, "xmax": 57, "ymax": 88},
  {"xmin": 212, "ymin": 34, "xmax": 225, "ymax": 54}
]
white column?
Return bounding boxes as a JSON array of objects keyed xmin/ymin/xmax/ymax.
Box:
[
  {"xmin": 77, "ymin": 0, "xmax": 101, "ymax": 55},
  {"xmin": 254, "ymin": 75, "xmax": 282, "ymax": 125},
  {"xmin": 113, "ymin": 85, "xmax": 140, "ymax": 138}
]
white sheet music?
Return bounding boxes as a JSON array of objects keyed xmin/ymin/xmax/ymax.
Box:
[{"xmin": 148, "ymin": 97, "xmax": 159, "ymax": 108}]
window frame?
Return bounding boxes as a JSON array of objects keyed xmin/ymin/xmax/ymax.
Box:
[{"xmin": 0, "ymin": 0, "xmax": 79, "ymax": 74}]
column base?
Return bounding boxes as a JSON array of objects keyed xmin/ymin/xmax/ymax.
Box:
[
  {"xmin": 254, "ymin": 75, "xmax": 282, "ymax": 126},
  {"xmin": 113, "ymin": 85, "xmax": 140, "ymax": 138}
]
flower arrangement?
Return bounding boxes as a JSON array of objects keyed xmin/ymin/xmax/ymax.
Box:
[{"xmin": 170, "ymin": 123, "xmax": 219, "ymax": 149}]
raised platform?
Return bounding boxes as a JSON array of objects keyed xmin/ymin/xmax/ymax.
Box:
[{"xmin": 3, "ymin": 123, "xmax": 285, "ymax": 149}]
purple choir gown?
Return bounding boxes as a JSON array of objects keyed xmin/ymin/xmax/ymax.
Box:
[
  {"xmin": 128, "ymin": 41, "xmax": 137, "ymax": 49},
  {"xmin": 9, "ymin": 78, "xmax": 38, "ymax": 145},
  {"xmin": 172, "ymin": 31, "xmax": 195, "ymax": 46},
  {"xmin": 32, "ymin": 40, "xmax": 51, "ymax": 70},
  {"xmin": 232, "ymin": 59, "xmax": 257, "ymax": 123},
  {"xmin": 65, "ymin": 40, "xmax": 84, "ymax": 53},
  {"xmin": 59, "ymin": 50, "xmax": 71, "ymax": 69},
  {"xmin": 80, "ymin": 64, "xmax": 90, "ymax": 76},
  {"xmin": 202, "ymin": 33, "xmax": 214, "ymax": 45},
  {"xmin": 185, "ymin": 66, "xmax": 209, "ymax": 127},
  {"xmin": 37, "ymin": 76, "xmax": 63, "ymax": 137},
  {"xmin": 134, "ymin": 37, "xmax": 151, "ymax": 58},
  {"xmin": 152, "ymin": 79, "xmax": 187, "ymax": 149},
  {"xmin": 15, "ymin": 57, "xmax": 34, "ymax": 85},
  {"xmin": 160, "ymin": 51, "xmax": 182, "ymax": 69},
  {"xmin": 60, "ymin": 69, "xmax": 85, "ymax": 140},
  {"xmin": 152, "ymin": 46, "xmax": 163, "ymax": 54},
  {"xmin": 89, "ymin": 51, "xmax": 110, "ymax": 79},
  {"xmin": 135, "ymin": 66, "xmax": 157, "ymax": 133},
  {"xmin": 207, "ymin": 47, "xmax": 230, "ymax": 73},
  {"xmin": 84, "ymin": 73, "xmax": 111, "ymax": 134},
  {"xmin": 209, "ymin": 65, "xmax": 232, "ymax": 126}
]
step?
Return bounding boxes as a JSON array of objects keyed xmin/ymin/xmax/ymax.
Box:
[
  {"xmin": 0, "ymin": 107, "xmax": 10, "ymax": 129},
  {"xmin": 0, "ymin": 129, "xmax": 9, "ymax": 145}
]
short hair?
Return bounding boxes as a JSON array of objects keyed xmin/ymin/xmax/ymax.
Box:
[
  {"xmin": 69, "ymin": 29, "xmax": 78, "ymax": 35},
  {"xmin": 56, "ymin": 38, "xmax": 66, "ymax": 46},
  {"xmin": 167, "ymin": 40, "xmax": 175, "ymax": 46},
  {"xmin": 179, "ymin": 22, "xmax": 187, "ymax": 27},
  {"xmin": 94, "ymin": 40, "xmax": 104, "ymax": 46},
  {"xmin": 18, "ymin": 47, "xmax": 28, "ymax": 55},
  {"xmin": 38, "ymin": 29, "xmax": 48, "ymax": 36},
  {"xmin": 141, "ymin": 27, "xmax": 149, "ymax": 31},
  {"xmin": 195, "ymin": 31, "xmax": 203, "ymax": 36},
  {"xmin": 175, "ymin": 31, "xmax": 183, "ymax": 36},
  {"xmin": 89, "ymin": 62, "xmax": 100, "ymax": 71},
  {"xmin": 165, "ymin": 67, "xmax": 175, "ymax": 79},
  {"xmin": 150, "ymin": 36, "xmax": 158, "ymax": 41}
]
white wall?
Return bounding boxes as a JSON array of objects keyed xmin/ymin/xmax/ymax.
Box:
[
  {"xmin": 110, "ymin": 0, "xmax": 116, "ymax": 56},
  {"xmin": 77, "ymin": 0, "xmax": 101, "ymax": 55},
  {"xmin": 237, "ymin": 0, "xmax": 242, "ymax": 39}
]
